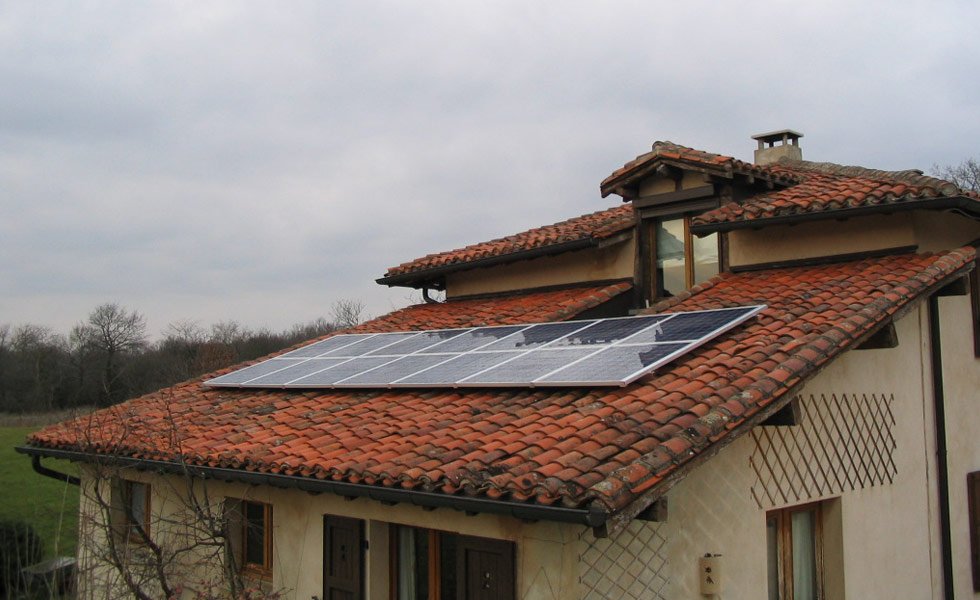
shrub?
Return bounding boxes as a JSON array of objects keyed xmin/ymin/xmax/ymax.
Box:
[{"xmin": 0, "ymin": 520, "xmax": 43, "ymax": 596}]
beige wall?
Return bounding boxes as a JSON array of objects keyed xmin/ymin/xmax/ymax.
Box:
[
  {"xmin": 935, "ymin": 292, "xmax": 980, "ymax": 598},
  {"xmin": 638, "ymin": 171, "xmax": 706, "ymax": 197},
  {"xmin": 75, "ymin": 470, "xmax": 583, "ymax": 599},
  {"xmin": 445, "ymin": 239, "xmax": 634, "ymax": 298},
  {"xmin": 913, "ymin": 210, "xmax": 980, "ymax": 252},
  {"xmin": 660, "ymin": 304, "xmax": 963, "ymax": 599},
  {"xmin": 727, "ymin": 213, "xmax": 916, "ymax": 267}
]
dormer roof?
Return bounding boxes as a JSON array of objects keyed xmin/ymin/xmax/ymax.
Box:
[
  {"xmin": 379, "ymin": 204, "xmax": 635, "ymax": 288},
  {"xmin": 692, "ymin": 157, "xmax": 980, "ymax": 233},
  {"xmin": 599, "ymin": 141, "xmax": 798, "ymax": 199}
]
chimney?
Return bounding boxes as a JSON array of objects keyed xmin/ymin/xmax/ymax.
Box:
[{"xmin": 751, "ymin": 129, "xmax": 803, "ymax": 165}]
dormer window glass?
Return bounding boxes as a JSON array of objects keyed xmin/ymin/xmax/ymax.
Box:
[{"xmin": 653, "ymin": 216, "xmax": 719, "ymax": 298}]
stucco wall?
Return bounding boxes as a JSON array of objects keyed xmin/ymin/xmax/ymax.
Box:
[
  {"xmin": 727, "ymin": 213, "xmax": 916, "ymax": 267},
  {"xmin": 445, "ymin": 239, "xmax": 634, "ymax": 298},
  {"xmin": 638, "ymin": 171, "xmax": 706, "ymax": 197},
  {"xmin": 913, "ymin": 210, "xmax": 980, "ymax": 252},
  {"xmin": 936, "ymin": 292, "xmax": 980, "ymax": 598},
  {"xmin": 657, "ymin": 304, "xmax": 955, "ymax": 599},
  {"xmin": 74, "ymin": 471, "xmax": 583, "ymax": 599}
]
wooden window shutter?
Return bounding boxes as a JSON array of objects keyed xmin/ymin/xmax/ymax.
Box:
[
  {"xmin": 969, "ymin": 471, "xmax": 980, "ymax": 592},
  {"xmin": 323, "ymin": 515, "xmax": 364, "ymax": 600},
  {"xmin": 456, "ymin": 536, "xmax": 515, "ymax": 600}
]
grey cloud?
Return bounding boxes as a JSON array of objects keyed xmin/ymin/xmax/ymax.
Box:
[{"xmin": 1, "ymin": 0, "xmax": 978, "ymax": 336}]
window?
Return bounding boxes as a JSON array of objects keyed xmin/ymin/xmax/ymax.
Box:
[
  {"xmin": 225, "ymin": 499, "xmax": 273, "ymax": 577},
  {"xmin": 971, "ymin": 262, "xmax": 980, "ymax": 358},
  {"xmin": 650, "ymin": 216, "xmax": 719, "ymax": 299},
  {"xmin": 391, "ymin": 526, "xmax": 514, "ymax": 600},
  {"xmin": 767, "ymin": 503, "xmax": 822, "ymax": 600},
  {"xmin": 117, "ymin": 480, "xmax": 150, "ymax": 543},
  {"xmin": 969, "ymin": 471, "xmax": 980, "ymax": 592}
]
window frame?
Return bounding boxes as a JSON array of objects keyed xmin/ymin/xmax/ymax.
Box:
[
  {"xmin": 390, "ymin": 526, "xmax": 444, "ymax": 600},
  {"xmin": 767, "ymin": 502, "xmax": 824, "ymax": 600},
  {"xmin": 968, "ymin": 471, "xmax": 980, "ymax": 592},
  {"xmin": 121, "ymin": 480, "xmax": 151, "ymax": 544},
  {"xmin": 240, "ymin": 500, "xmax": 273, "ymax": 578},
  {"xmin": 971, "ymin": 261, "xmax": 980, "ymax": 358},
  {"xmin": 389, "ymin": 526, "xmax": 515, "ymax": 600},
  {"xmin": 647, "ymin": 213, "xmax": 722, "ymax": 300}
]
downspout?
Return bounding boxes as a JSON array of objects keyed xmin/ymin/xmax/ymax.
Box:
[
  {"xmin": 422, "ymin": 286, "xmax": 440, "ymax": 304},
  {"xmin": 31, "ymin": 455, "xmax": 80, "ymax": 486},
  {"xmin": 928, "ymin": 295, "xmax": 955, "ymax": 600}
]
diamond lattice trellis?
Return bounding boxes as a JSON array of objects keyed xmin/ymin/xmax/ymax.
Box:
[
  {"xmin": 750, "ymin": 393, "xmax": 896, "ymax": 508},
  {"xmin": 579, "ymin": 520, "xmax": 669, "ymax": 600}
]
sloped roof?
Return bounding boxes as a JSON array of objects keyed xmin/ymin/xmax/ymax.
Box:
[
  {"xmin": 599, "ymin": 140, "xmax": 799, "ymax": 198},
  {"xmin": 379, "ymin": 205, "xmax": 635, "ymax": 286},
  {"xmin": 693, "ymin": 158, "xmax": 980, "ymax": 232},
  {"xmin": 351, "ymin": 280, "xmax": 632, "ymax": 332},
  {"xmin": 26, "ymin": 249, "xmax": 974, "ymax": 526}
]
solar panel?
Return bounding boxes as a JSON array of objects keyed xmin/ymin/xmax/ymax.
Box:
[{"xmin": 203, "ymin": 305, "xmax": 765, "ymax": 389}]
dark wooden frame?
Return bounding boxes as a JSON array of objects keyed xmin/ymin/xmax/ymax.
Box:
[
  {"xmin": 390, "ymin": 526, "xmax": 444, "ymax": 600},
  {"xmin": 646, "ymin": 214, "xmax": 723, "ymax": 302},
  {"xmin": 323, "ymin": 515, "xmax": 364, "ymax": 600},
  {"xmin": 389, "ymin": 526, "xmax": 515, "ymax": 600},
  {"xmin": 768, "ymin": 502, "xmax": 824, "ymax": 600},
  {"xmin": 971, "ymin": 264, "xmax": 980, "ymax": 358},
  {"xmin": 969, "ymin": 471, "xmax": 980, "ymax": 592},
  {"xmin": 122, "ymin": 480, "xmax": 151, "ymax": 544},
  {"xmin": 241, "ymin": 500, "xmax": 273, "ymax": 579}
]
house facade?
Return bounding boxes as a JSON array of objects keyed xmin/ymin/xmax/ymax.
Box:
[{"xmin": 21, "ymin": 131, "xmax": 980, "ymax": 599}]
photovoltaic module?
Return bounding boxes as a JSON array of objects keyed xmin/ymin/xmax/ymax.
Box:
[{"xmin": 203, "ymin": 305, "xmax": 765, "ymax": 389}]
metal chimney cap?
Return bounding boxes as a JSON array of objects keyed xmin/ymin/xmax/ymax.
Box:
[{"xmin": 751, "ymin": 130, "xmax": 804, "ymax": 144}]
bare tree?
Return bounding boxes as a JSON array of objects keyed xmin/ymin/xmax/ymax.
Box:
[
  {"xmin": 10, "ymin": 324, "xmax": 64, "ymax": 412},
  {"xmin": 82, "ymin": 304, "xmax": 148, "ymax": 406},
  {"xmin": 71, "ymin": 401, "xmax": 282, "ymax": 599},
  {"xmin": 164, "ymin": 320, "xmax": 206, "ymax": 345},
  {"xmin": 934, "ymin": 158, "xmax": 980, "ymax": 192},
  {"xmin": 330, "ymin": 299, "xmax": 366, "ymax": 329}
]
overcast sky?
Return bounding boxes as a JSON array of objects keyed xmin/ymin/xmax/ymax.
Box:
[{"xmin": 1, "ymin": 1, "xmax": 978, "ymax": 338}]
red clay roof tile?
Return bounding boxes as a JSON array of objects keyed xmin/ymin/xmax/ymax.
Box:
[
  {"xmin": 26, "ymin": 249, "xmax": 974, "ymax": 518},
  {"xmin": 694, "ymin": 159, "xmax": 980, "ymax": 230},
  {"xmin": 382, "ymin": 205, "xmax": 634, "ymax": 282},
  {"xmin": 599, "ymin": 141, "xmax": 799, "ymax": 197},
  {"xmin": 600, "ymin": 141, "xmax": 978, "ymax": 228}
]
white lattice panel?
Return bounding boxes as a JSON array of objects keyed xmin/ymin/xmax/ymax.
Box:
[
  {"xmin": 750, "ymin": 393, "xmax": 896, "ymax": 508},
  {"xmin": 579, "ymin": 520, "xmax": 668, "ymax": 599}
]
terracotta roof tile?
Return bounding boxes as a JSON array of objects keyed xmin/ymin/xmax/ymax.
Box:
[
  {"xmin": 600, "ymin": 141, "xmax": 798, "ymax": 197},
  {"xmin": 601, "ymin": 141, "xmax": 978, "ymax": 228},
  {"xmin": 694, "ymin": 158, "xmax": 980, "ymax": 230},
  {"xmin": 382, "ymin": 205, "xmax": 635, "ymax": 282},
  {"xmin": 26, "ymin": 250, "xmax": 974, "ymax": 518}
]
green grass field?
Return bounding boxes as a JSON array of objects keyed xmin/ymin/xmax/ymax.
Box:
[{"xmin": 0, "ymin": 427, "xmax": 79, "ymax": 558}]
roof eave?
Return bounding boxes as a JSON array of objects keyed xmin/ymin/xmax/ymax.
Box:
[
  {"xmin": 691, "ymin": 196, "xmax": 980, "ymax": 236},
  {"xmin": 601, "ymin": 256, "xmax": 976, "ymax": 537},
  {"xmin": 377, "ymin": 237, "xmax": 603, "ymax": 288},
  {"xmin": 16, "ymin": 445, "xmax": 609, "ymax": 528}
]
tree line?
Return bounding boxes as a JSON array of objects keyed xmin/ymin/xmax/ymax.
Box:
[{"xmin": 0, "ymin": 300, "xmax": 365, "ymax": 414}]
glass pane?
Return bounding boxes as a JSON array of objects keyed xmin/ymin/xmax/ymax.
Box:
[
  {"xmin": 439, "ymin": 532, "xmax": 458, "ymax": 599},
  {"xmin": 791, "ymin": 509, "xmax": 817, "ymax": 600},
  {"xmin": 128, "ymin": 482, "xmax": 147, "ymax": 535},
  {"xmin": 656, "ymin": 219, "xmax": 686, "ymax": 297},
  {"xmin": 244, "ymin": 502, "xmax": 266, "ymax": 566},
  {"xmin": 766, "ymin": 515, "xmax": 780, "ymax": 600},
  {"xmin": 397, "ymin": 528, "xmax": 428, "ymax": 600},
  {"xmin": 693, "ymin": 231, "xmax": 719, "ymax": 284}
]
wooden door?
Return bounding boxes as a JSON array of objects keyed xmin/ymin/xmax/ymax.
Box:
[
  {"xmin": 323, "ymin": 515, "xmax": 364, "ymax": 600},
  {"xmin": 456, "ymin": 536, "xmax": 515, "ymax": 600}
]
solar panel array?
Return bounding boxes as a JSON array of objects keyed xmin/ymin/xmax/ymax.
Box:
[{"xmin": 204, "ymin": 305, "xmax": 765, "ymax": 389}]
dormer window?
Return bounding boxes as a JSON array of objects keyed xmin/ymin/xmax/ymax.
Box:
[{"xmin": 655, "ymin": 216, "xmax": 719, "ymax": 297}]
